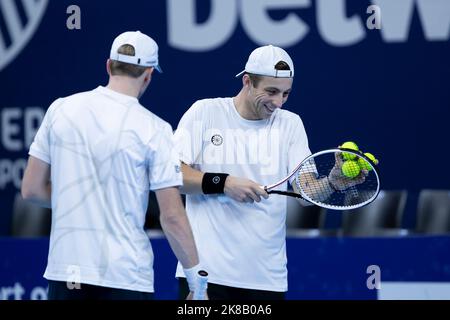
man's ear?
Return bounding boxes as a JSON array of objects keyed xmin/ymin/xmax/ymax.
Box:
[
  {"xmin": 242, "ymin": 74, "xmax": 251, "ymax": 88},
  {"xmin": 144, "ymin": 67, "xmax": 154, "ymax": 82},
  {"xmin": 106, "ymin": 59, "xmax": 112, "ymax": 76}
]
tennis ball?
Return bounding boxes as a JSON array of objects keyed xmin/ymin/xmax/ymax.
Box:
[
  {"xmin": 358, "ymin": 153, "xmax": 379, "ymax": 171},
  {"xmin": 342, "ymin": 160, "xmax": 361, "ymax": 178},
  {"xmin": 340, "ymin": 141, "xmax": 359, "ymax": 160}
]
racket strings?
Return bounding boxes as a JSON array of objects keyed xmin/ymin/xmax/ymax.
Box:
[
  {"xmin": 296, "ymin": 152, "xmax": 379, "ymax": 209},
  {"xmin": 295, "ymin": 160, "xmax": 333, "ymax": 202}
]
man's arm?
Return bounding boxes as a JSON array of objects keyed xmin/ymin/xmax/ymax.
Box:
[
  {"xmin": 178, "ymin": 163, "xmax": 204, "ymax": 194},
  {"xmin": 179, "ymin": 163, "xmax": 269, "ymax": 203},
  {"xmin": 156, "ymin": 186, "xmax": 209, "ymax": 299},
  {"xmin": 21, "ymin": 156, "xmax": 51, "ymax": 208},
  {"xmin": 156, "ymin": 186, "xmax": 199, "ymax": 269}
]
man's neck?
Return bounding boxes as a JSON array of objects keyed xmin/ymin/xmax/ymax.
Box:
[
  {"xmin": 107, "ymin": 77, "xmax": 140, "ymax": 98},
  {"xmin": 233, "ymin": 90, "xmax": 260, "ymax": 120}
]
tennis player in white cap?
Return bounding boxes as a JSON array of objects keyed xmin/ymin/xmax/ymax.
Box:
[
  {"xmin": 22, "ymin": 31, "xmax": 207, "ymax": 300},
  {"xmin": 173, "ymin": 45, "xmax": 309, "ymax": 299}
]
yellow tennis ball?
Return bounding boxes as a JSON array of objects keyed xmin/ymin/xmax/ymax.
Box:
[
  {"xmin": 365, "ymin": 153, "xmax": 378, "ymax": 165},
  {"xmin": 358, "ymin": 153, "xmax": 379, "ymax": 171},
  {"xmin": 342, "ymin": 160, "xmax": 361, "ymax": 178},
  {"xmin": 340, "ymin": 141, "xmax": 359, "ymax": 160}
]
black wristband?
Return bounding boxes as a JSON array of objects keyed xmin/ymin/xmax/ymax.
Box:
[{"xmin": 202, "ymin": 173, "xmax": 229, "ymax": 194}]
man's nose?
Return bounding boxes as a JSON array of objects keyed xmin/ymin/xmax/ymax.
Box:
[{"xmin": 272, "ymin": 95, "xmax": 283, "ymax": 108}]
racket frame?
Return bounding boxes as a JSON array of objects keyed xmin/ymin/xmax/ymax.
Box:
[{"xmin": 264, "ymin": 148, "xmax": 381, "ymax": 210}]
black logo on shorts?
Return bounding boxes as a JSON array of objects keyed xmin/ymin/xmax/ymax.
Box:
[{"xmin": 211, "ymin": 134, "xmax": 223, "ymax": 146}]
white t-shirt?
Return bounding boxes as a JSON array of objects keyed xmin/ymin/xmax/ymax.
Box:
[
  {"xmin": 174, "ymin": 97, "xmax": 311, "ymax": 292},
  {"xmin": 29, "ymin": 86, "xmax": 182, "ymax": 293}
]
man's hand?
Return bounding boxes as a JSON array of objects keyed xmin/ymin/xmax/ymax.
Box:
[
  {"xmin": 224, "ymin": 176, "xmax": 269, "ymax": 203},
  {"xmin": 328, "ymin": 153, "xmax": 368, "ymax": 191}
]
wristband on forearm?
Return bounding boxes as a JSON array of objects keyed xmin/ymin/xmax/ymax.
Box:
[
  {"xmin": 184, "ymin": 264, "xmax": 208, "ymax": 293},
  {"xmin": 202, "ymin": 173, "xmax": 229, "ymax": 194},
  {"xmin": 184, "ymin": 264, "xmax": 201, "ymax": 292},
  {"xmin": 193, "ymin": 270, "xmax": 208, "ymax": 300}
]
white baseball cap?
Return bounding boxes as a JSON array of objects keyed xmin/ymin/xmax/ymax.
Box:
[
  {"xmin": 236, "ymin": 45, "xmax": 294, "ymax": 78},
  {"xmin": 110, "ymin": 31, "xmax": 162, "ymax": 73}
]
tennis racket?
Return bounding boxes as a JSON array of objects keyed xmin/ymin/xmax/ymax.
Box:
[{"xmin": 264, "ymin": 148, "xmax": 380, "ymax": 210}]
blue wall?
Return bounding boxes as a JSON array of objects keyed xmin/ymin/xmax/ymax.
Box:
[{"xmin": 1, "ymin": 0, "xmax": 450, "ymax": 234}]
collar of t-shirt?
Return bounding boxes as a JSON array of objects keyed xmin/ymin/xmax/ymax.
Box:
[
  {"xmin": 229, "ymin": 98, "xmax": 272, "ymax": 128},
  {"xmin": 95, "ymin": 86, "xmax": 139, "ymax": 105}
]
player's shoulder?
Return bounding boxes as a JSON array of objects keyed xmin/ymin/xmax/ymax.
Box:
[
  {"xmin": 189, "ymin": 97, "xmax": 232, "ymax": 113},
  {"xmin": 148, "ymin": 110, "xmax": 173, "ymax": 132},
  {"xmin": 62, "ymin": 88, "xmax": 95, "ymax": 101},
  {"xmin": 46, "ymin": 89, "xmax": 93, "ymax": 112},
  {"xmin": 129, "ymin": 107, "xmax": 175, "ymax": 144},
  {"xmin": 275, "ymin": 108, "xmax": 303, "ymax": 124},
  {"xmin": 274, "ymin": 109, "xmax": 308, "ymax": 134},
  {"xmin": 134, "ymin": 105, "xmax": 173, "ymax": 131},
  {"xmin": 54, "ymin": 88, "xmax": 101, "ymax": 104}
]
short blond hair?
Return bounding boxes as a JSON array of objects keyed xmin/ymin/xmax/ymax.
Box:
[{"xmin": 110, "ymin": 44, "xmax": 149, "ymax": 78}]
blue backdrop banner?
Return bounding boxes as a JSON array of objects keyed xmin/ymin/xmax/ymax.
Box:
[{"xmin": 1, "ymin": 0, "xmax": 449, "ymax": 234}]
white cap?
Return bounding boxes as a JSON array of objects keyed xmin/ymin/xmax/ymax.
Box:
[
  {"xmin": 236, "ymin": 45, "xmax": 294, "ymax": 78},
  {"xmin": 110, "ymin": 31, "xmax": 162, "ymax": 73}
]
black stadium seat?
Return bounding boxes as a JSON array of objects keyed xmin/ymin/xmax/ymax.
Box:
[
  {"xmin": 286, "ymin": 197, "xmax": 327, "ymax": 236},
  {"xmin": 340, "ymin": 190, "xmax": 408, "ymax": 237},
  {"xmin": 416, "ymin": 190, "xmax": 450, "ymax": 235}
]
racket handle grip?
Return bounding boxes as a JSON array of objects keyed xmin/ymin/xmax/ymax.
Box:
[
  {"xmin": 193, "ymin": 270, "xmax": 209, "ymax": 300},
  {"xmin": 267, "ymin": 190, "xmax": 303, "ymax": 198}
]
